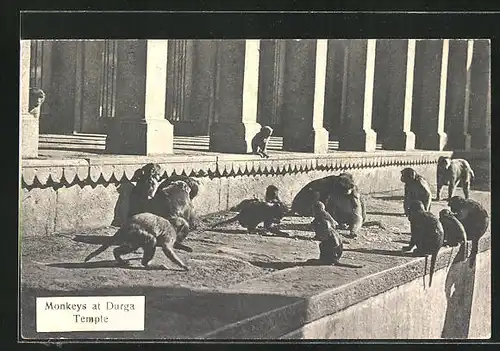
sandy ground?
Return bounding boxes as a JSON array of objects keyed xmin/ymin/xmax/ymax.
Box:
[{"xmin": 20, "ymin": 187, "xmax": 491, "ymax": 339}]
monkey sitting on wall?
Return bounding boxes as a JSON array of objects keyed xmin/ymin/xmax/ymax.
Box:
[
  {"xmin": 439, "ymin": 209, "xmax": 468, "ymax": 261},
  {"xmin": 436, "ymin": 156, "xmax": 475, "ymax": 201},
  {"xmin": 448, "ymin": 196, "xmax": 489, "ymax": 268},
  {"xmin": 84, "ymin": 213, "xmax": 190, "ymax": 270},
  {"xmin": 29, "ymin": 87, "xmax": 46, "ymax": 116},
  {"xmin": 403, "ymin": 201, "xmax": 444, "ymax": 287},
  {"xmin": 251, "ymin": 126, "xmax": 273, "ymax": 158},
  {"xmin": 400, "ymin": 167, "xmax": 432, "ymax": 218}
]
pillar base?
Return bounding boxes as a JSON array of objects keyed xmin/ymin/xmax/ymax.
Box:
[
  {"xmin": 21, "ymin": 114, "xmax": 39, "ymax": 158},
  {"xmin": 209, "ymin": 122, "xmax": 261, "ymax": 154},
  {"xmin": 339, "ymin": 129, "xmax": 377, "ymax": 152},
  {"xmin": 419, "ymin": 131, "xmax": 448, "ymax": 151},
  {"xmin": 447, "ymin": 132, "xmax": 472, "ymax": 151},
  {"xmin": 283, "ymin": 126, "xmax": 329, "ymax": 153},
  {"xmin": 383, "ymin": 131, "xmax": 416, "ymax": 151},
  {"xmin": 106, "ymin": 119, "xmax": 174, "ymax": 155}
]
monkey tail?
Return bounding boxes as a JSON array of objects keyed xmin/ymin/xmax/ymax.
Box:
[
  {"xmin": 211, "ymin": 215, "xmax": 239, "ymax": 229},
  {"xmin": 334, "ymin": 262, "xmax": 364, "ymax": 269},
  {"xmin": 362, "ymin": 220, "xmax": 386, "ymax": 230},
  {"xmin": 429, "ymin": 251, "xmax": 438, "ymax": 287},
  {"xmin": 469, "ymin": 238, "xmax": 479, "ymax": 268},
  {"xmin": 467, "ymin": 164, "xmax": 475, "ymax": 179},
  {"xmin": 84, "ymin": 228, "xmax": 122, "ymax": 262}
]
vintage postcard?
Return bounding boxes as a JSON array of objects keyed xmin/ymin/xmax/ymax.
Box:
[{"xmin": 19, "ymin": 34, "xmax": 491, "ymax": 340}]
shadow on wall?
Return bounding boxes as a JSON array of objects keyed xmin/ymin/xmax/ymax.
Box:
[
  {"xmin": 441, "ymin": 244, "xmax": 476, "ymax": 338},
  {"xmin": 20, "ymin": 285, "xmax": 306, "ymax": 340},
  {"xmin": 110, "ymin": 182, "xmax": 134, "ymax": 227}
]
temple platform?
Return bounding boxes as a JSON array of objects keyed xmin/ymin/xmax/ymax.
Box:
[{"xmin": 20, "ymin": 188, "xmax": 491, "ymax": 339}]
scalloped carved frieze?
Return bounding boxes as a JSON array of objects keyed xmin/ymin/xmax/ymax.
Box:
[{"xmin": 21, "ymin": 151, "xmax": 453, "ymax": 188}]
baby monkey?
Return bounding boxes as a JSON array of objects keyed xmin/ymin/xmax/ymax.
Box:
[
  {"xmin": 309, "ymin": 193, "xmax": 363, "ymax": 268},
  {"xmin": 252, "ymin": 126, "xmax": 273, "ymax": 158}
]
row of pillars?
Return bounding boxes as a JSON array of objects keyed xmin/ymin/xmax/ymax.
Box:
[{"xmin": 21, "ymin": 39, "xmax": 490, "ymax": 157}]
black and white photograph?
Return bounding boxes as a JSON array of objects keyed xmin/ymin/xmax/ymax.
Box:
[{"xmin": 19, "ymin": 37, "xmax": 491, "ymax": 340}]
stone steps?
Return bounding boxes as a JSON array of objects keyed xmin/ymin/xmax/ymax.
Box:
[{"xmin": 39, "ymin": 133, "xmax": 384, "ymax": 152}]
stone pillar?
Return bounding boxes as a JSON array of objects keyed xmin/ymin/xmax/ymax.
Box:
[
  {"xmin": 106, "ymin": 40, "xmax": 174, "ymax": 155},
  {"xmin": 324, "ymin": 39, "xmax": 348, "ymax": 140},
  {"xmin": 383, "ymin": 40, "xmax": 417, "ymax": 150},
  {"xmin": 338, "ymin": 40, "xmax": 377, "ymax": 152},
  {"xmin": 189, "ymin": 40, "xmax": 217, "ymax": 135},
  {"xmin": 257, "ymin": 40, "xmax": 286, "ymax": 136},
  {"xmin": 413, "ymin": 40, "xmax": 449, "ymax": 150},
  {"xmin": 444, "ymin": 40, "xmax": 473, "ymax": 150},
  {"xmin": 209, "ymin": 40, "xmax": 261, "ymax": 153},
  {"xmin": 282, "ymin": 39, "xmax": 329, "ymax": 153},
  {"xmin": 469, "ymin": 39, "xmax": 491, "ymax": 150},
  {"xmin": 21, "ymin": 40, "xmax": 39, "ymax": 158}
]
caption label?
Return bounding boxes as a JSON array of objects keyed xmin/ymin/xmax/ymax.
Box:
[{"xmin": 36, "ymin": 296, "xmax": 145, "ymax": 332}]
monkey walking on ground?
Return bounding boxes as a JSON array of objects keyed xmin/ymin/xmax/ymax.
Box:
[
  {"xmin": 211, "ymin": 185, "xmax": 288, "ymax": 235},
  {"xmin": 308, "ymin": 194, "xmax": 363, "ymax": 268},
  {"xmin": 436, "ymin": 156, "xmax": 475, "ymax": 201},
  {"xmin": 84, "ymin": 213, "xmax": 191, "ymax": 270},
  {"xmin": 403, "ymin": 201, "xmax": 444, "ymax": 287},
  {"xmin": 252, "ymin": 126, "xmax": 273, "ymax": 158},
  {"xmin": 448, "ymin": 196, "xmax": 489, "ymax": 268},
  {"xmin": 400, "ymin": 168, "xmax": 433, "ymax": 217},
  {"xmin": 439, "ymin": 209, "xmax": 468, "ymax": 261}
]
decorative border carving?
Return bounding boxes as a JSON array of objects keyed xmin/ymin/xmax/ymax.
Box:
[{"xmin": 21, "ymin": 151, "xmax": 453, "ymax": 187}]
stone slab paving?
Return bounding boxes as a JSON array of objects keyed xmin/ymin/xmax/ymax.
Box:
[{"xmin": 20, "ymin": 188, "xmax": 491, "ymax": 340}]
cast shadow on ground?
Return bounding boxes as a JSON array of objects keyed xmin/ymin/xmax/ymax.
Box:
[
  {"xmin": 208, "ymin": 227, "xmax": 295, "ymax": 239},
  {"xmin": 372, "ymin": 195, "xmax": 405, "ymax": 201},
  {"xmin": 280, "ymin": 223, "xmax": 314, "ymax": 232},
  {"xmin": 342, "ymin": 247, "xmax": 412, "ymax": 258},
  {"xmin": 73, "ymin": 234, "xmax": 114, "ymax": 245},
  {"xmin": 392, "ymin": 239, "xmax": 411, "ymax": 245},
  {"xmin": 20, "ymin": 285, "xmax": 305, "ymax": 339},
  {"xmin": 45, "ymin": 258, "xmax": 181, "ymax": 271},
  {"xmin": 250, "ymin": 259, "xmax": 325, "ymax": 270},
  {"xmin": 366, "ymin": 211, "xmax": 405, "ymax": 217}
]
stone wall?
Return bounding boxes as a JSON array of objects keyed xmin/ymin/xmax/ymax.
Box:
[
  {"xmin": 21, "ymin": 151, "xmax": 452, "ymax": 236},
  {"xmin": 282, "ymin": 248, "xmax": 490, "ymax": 339}
]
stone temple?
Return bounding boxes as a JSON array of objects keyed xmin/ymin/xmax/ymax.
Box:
[{"xmin": 20, "ymin": 39, "xmax": 491, "ymax": 340}]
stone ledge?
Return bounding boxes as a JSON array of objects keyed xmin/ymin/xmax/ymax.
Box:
[
  {"xmin": 201, "ymin": 234, "xmax": 491, "ymax": 339},
  {"xmin": 21, "ymin": 150, "xmax": 453, "ymax": 187}
]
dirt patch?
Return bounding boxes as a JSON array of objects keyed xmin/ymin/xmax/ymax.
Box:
[{"xmin": 20, "ymin": 188, "xmax": 491, "ymax": 339}]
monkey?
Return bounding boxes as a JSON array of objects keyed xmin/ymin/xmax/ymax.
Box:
[
  {"xmin": 263, "ymin": 185, "xmax": 289, "ymax": 231},
  {"xmin": 251, "ymin": 126, "xmax": 273, "ymax": 158},
  {"xmin": 292, "ymin": 173, "xmax": 384, "ymax": 237},
  {"xmin": 230, "ymin": 198, "xmax": 260, "ymax": 212},
  {"xmin": 211, "ymin": 199, "xmax": 288, "ymax": 235},
  {"xmin": 403, "ymin": 201, "xmax": 444, "ymax": 287},
  {"xmin": 439, "ymin": 209, "xmax": 468, "ymax": 261},
  {"xmin": 84, "ymin": 213, "xmax": 190, "ymax": 270},
  {"xmin": 309, "ymin": 198, "xmax": 363, "ymax": 268},
  {"xmin": 152, "ymin": 180, "xmax": 199, "ymax": 235},
  {"xmin": 159, "ymin": 174, "xmax": 200, "ymax": 200},
  {"xmin": 28, "ymin": 87, "xmax": 46, "ymax": 116},
  {"xmin": 436, "ymin": 156, "xmax": 475, "ymax": 201},
  {"xmin": 400, "ymin": 167, "xmax": 432, "ymax": 217},
  {"xmin": 127, "ymin": 163, "xmax": 164, "ymax": 218},
  {"xmin": 448, "ymin": 196, "xmax": 489, "ymax": 268}
]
